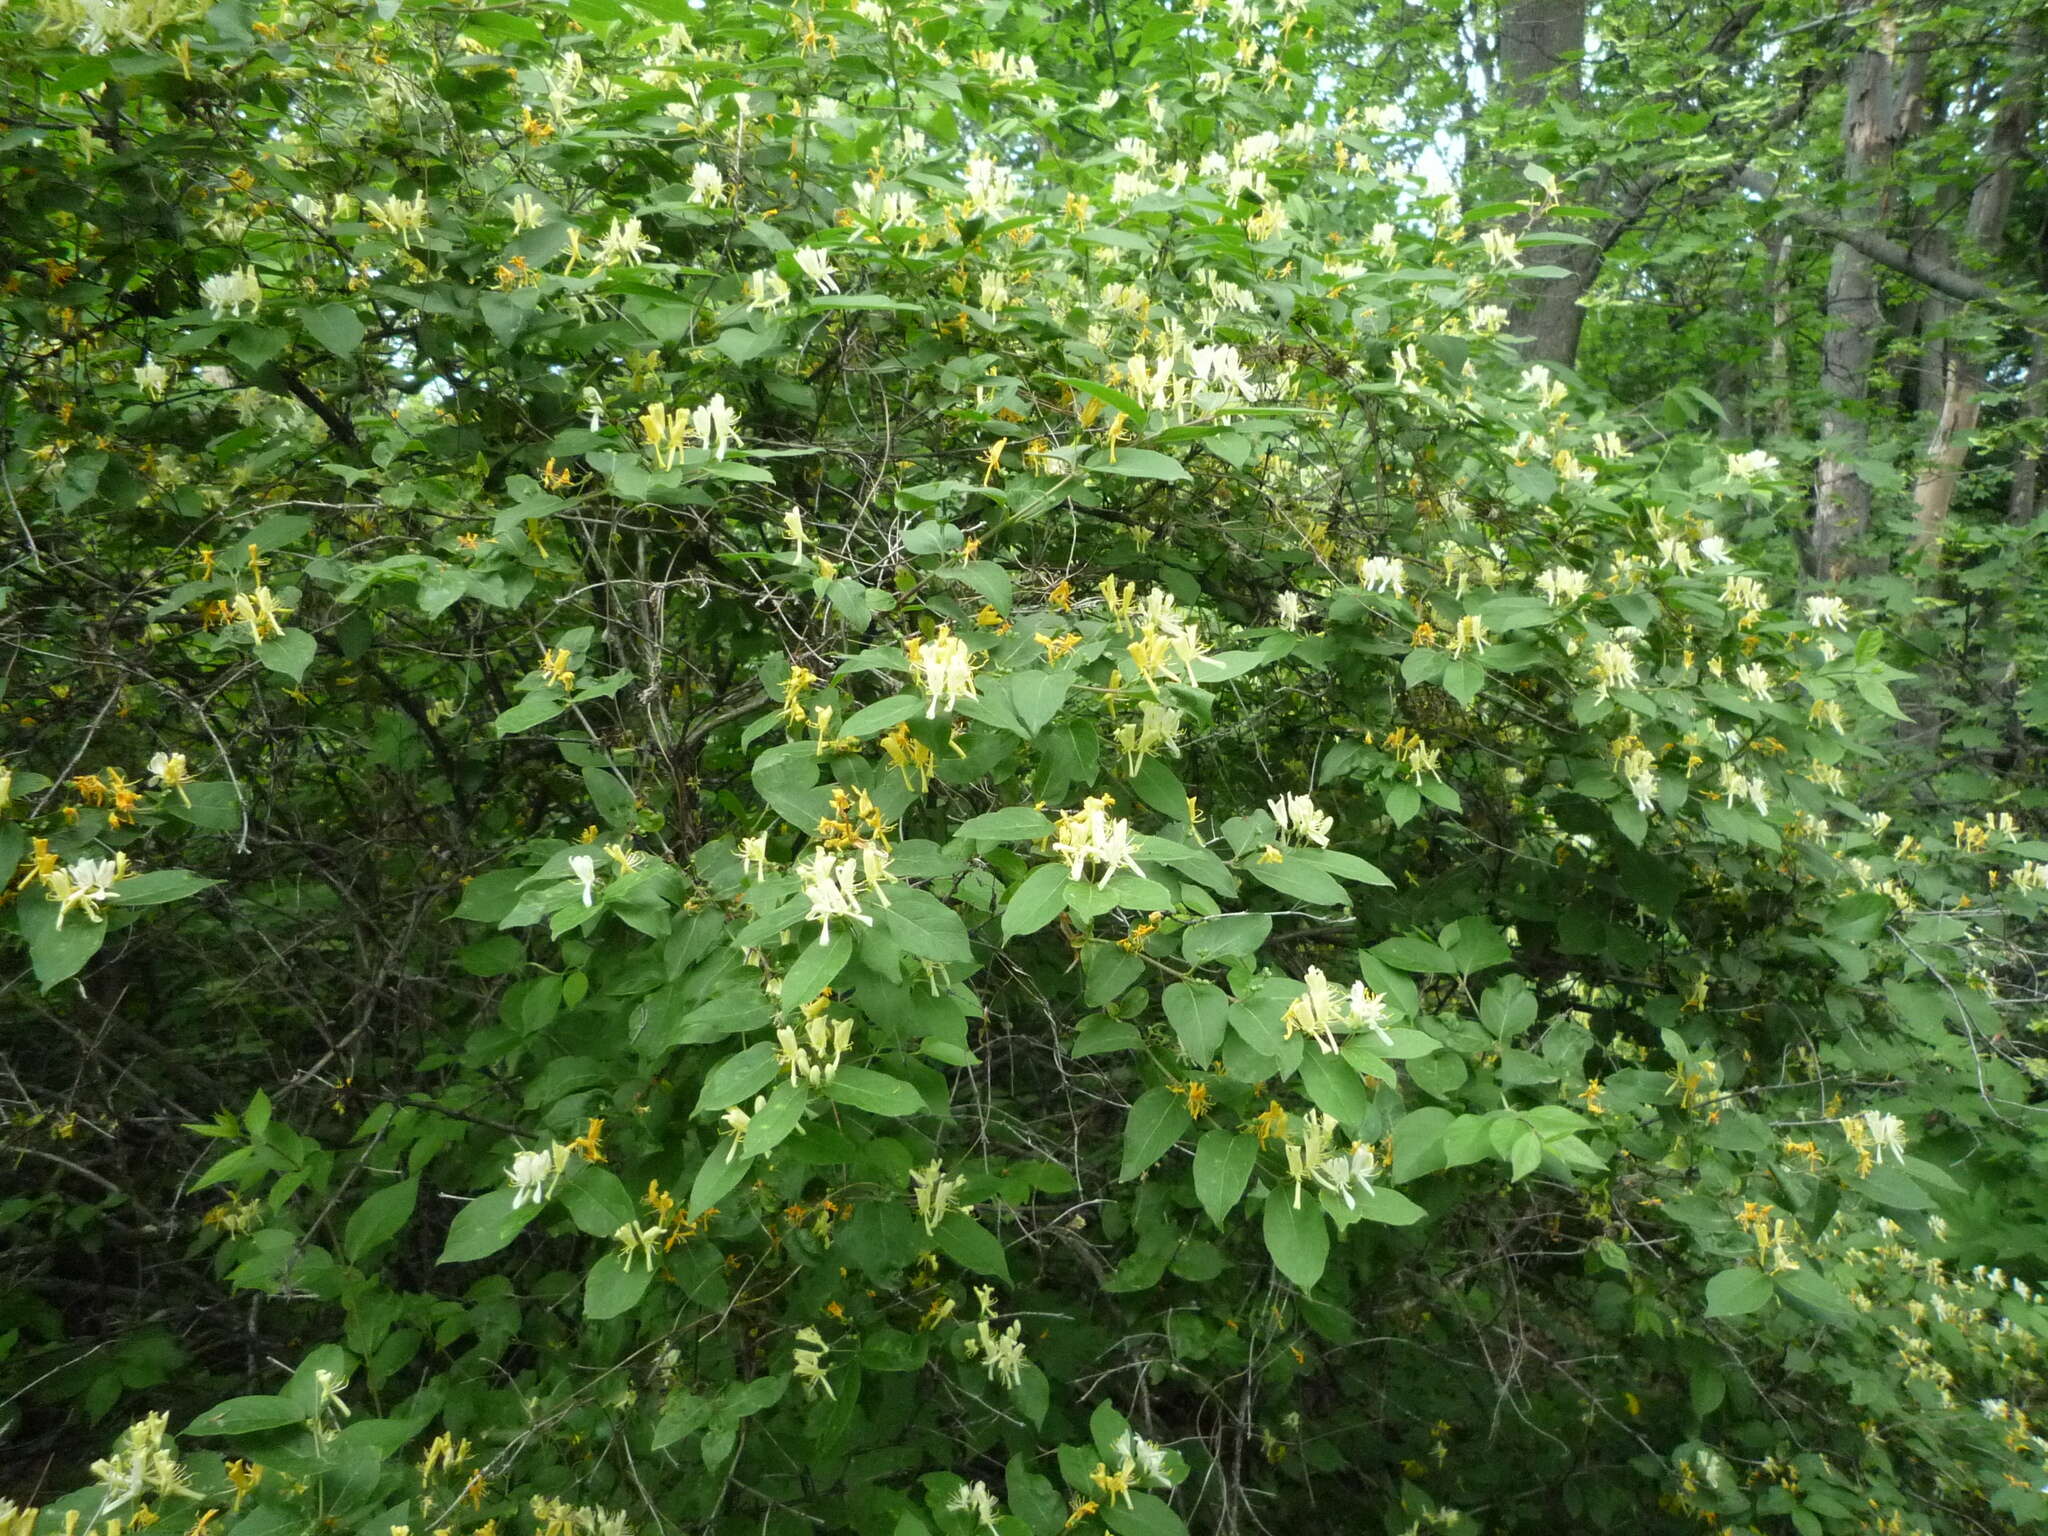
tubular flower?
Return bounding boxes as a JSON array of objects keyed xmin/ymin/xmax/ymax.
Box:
[
  {"xmin": 1312, "ymin": 1141, "xmax": 1379, "ymax": 1210},
  {"xmin": 911, "ymin": 1159, "xmax": 969, "ymax": 1234},
  {"xmin": 1356, "ymin": 555, "xmax": 1405, "ymax": 594},
  {"xmin": 1267, "ymin": 791, "xmax": 1332, "ymax": 847},
  {"xmin": 1535, "ymin": 565, "xmax": 1589, "ymax": 605},
  {"xmin": 794, "ymin": 246, "xmax": 840, "ymax": 293},
  {"xmin": 568, "ymin": 853, "xmax": 599, "ymax": 906},
  {"xmin": 947, "ymin": 1483, "xmax": 1002, "ymax": 1534},
  {"xmin": 906, "ymin": 625, "xmax": 979, "ymax": 717},
  {"xmin": 1281, "ymin": 967, "xmax": 1391, "ymax": 1053},
  {"xmin": 506, "ymin": 1142, "xmax": 571, "ymax": 1208},
  {"xmin": 365, "ymin": 191, "xmax": 429, "ymax": 246},
  {"xmin": 133, "ymin": 359, "xmax": 169, "ymax": 399},
  {"xmin": 1283, "ymin": 1110, "xmax": 1341, "ymax": 1207},
  {"xmin": 691, "ymin": 393, "xmax": 743, "ymax": 460},
  {"xmin": 613, "ymin": 1220, "xmax": 664, "ymax": 1270},
  {"xmin": 147, "ymin": 750, "xmax": 195, "ymax": 804},
  {"xmin": 200, "ymin": 265, "xmax": 262, "ymax": 319},
  {"xmin": 1114, "ymin": 701, "xmax": 1182, "ymax": 774},
  {"xmin": 793, "ymin": 1328, "xmax": 835, "ymax": 1399},
  {"xmin": 230, "ymin": 586, "xmax": 293, "ymax": 642},
  {"xmin": 1052, "ymin": 795, "xmax": 1145, "ymax": 885},
  {"xmin": 799, "ymin": 849, "xmax": 873, "ymax": 944},
  {"xmin": 774, "ymin": 1014, "xmax": 854, "ymax": 1087},
  {"xmin": 745, "ymin": 268, "xmax": 792, "ymax": 312},
  {"xmin": 90, "ymin": 1412, "xmax": 194, "ymax": 1505},
  {"xmin": 720, "ymin": 1095, "xmax": 766, "ymax": 1162},
  {"xmin": 1805, "ymin": 594, "xmax": 1852, "ymax": 631},
  {"xmin": 44, "ymin": 855, "xmax": 127, "ymax": 927}
]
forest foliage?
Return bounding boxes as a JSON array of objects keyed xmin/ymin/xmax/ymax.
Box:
[{"xmin": 3, "ymin": 0, "xmax": 2047, "ymax": 1532}]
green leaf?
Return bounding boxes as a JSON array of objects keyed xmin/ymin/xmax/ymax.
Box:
[
  {"xmin": 783, "ymin": 928, "xmax": 853, "ymax": 1003},
  {"xmin": 185, "ymin": 1394, "xmax": 305, "ymax": 1436},
  {"xmin": 438, "ymin": 1186, "xmax": 540, "ymax": 1264},
  {"xmin": 112, "ymin": 869, "xmax": 220, "ymax": 906},
  {"xmin": 1247, "ymin": 856, "xmax": 1348, "ymax": 906},
  {"xmin": 935, "ymin": 1210, "xmax": 1010, "ymax": 1279},
  {"xmin": 343, "ymin": 1177, "xmax": 419, "ymax": 1263},
  {"xmin": 560, "ymin": 1167, "xmax": 638, "ymax": 1237},
  {"xmin": 17, "ymin": 895, "xmax": 107, "ymax": 990},
  {"xmin": 825, "ymin": 1066, "xmax": 925, "ymax": 1117},
  {"xmin": 1262, "ymin": 1185, "xmax": 1329, "ymax": 1290},
  {"xmin": 1350, "ymin": 1185, "xmax": 1426, "ymax": 1226},
  {"xmin": 1104, "ymin": 1492, "xmax": 1189, "ymax": 1536},
  {"xmin": 1163, "ymin": 981, "xmax": 1228, "ymax": 1065},
  {"xmin": 1180, "ymin": 913, "xmax": 1270, "ymax": 967},
  {"xmin": 878, "ymin": 887, "xmax": 973, "ymax": 965},
  {"xmin": 301, "ymin": 302, "xmax": 366, "ymax": 356},
  {"xmin": 1085, "ymin": 448, "xmax": 1190, "ymax": 481},
  {"xmin": 694, "ymin": 1042, "xmax": 780, "ymax": 1115},
  {"xmin": 1002, "ymin": 863, "xmax": 1071, "ymax": 938},
  {"xmin": 254, "ymin": 628, "xmax": 316, "ymax": 682},
  {"xmin": 1703, "ymin": 1266, "xmax": 1775, "ymax": 1318},
  {"xmin": 1194, "ymin": 1129, "xmax": 1255, "ymax": 1228},
  {"xmin": 584, "ymin": 1252, "xmax": 654, "ymax": 1320},
  {"xmin": 1119, "ymin": 1086, "xmax": 1187, "ymax": 1181},
  {"xmin": 841, "ymin": 695, "xmax": 924, "ymax": 736},
  {"xmin": 957, "ymin": 807, "xmax": 1055, "ymax": 840},
  {"xmin": 1370, "ymin": 935, "xmax": 1458, "ymax": 973}
]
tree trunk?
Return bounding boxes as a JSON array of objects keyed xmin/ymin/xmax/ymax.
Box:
[
  {"xmin": 2008, "ymin": 332, "xmax": 2048, "ymax": 525},
  {"xmin": 1809, "ymin": 43, "xmax": 1900, "ymax": 579},
  {"xmin": 1909, "ymin": 28, "xmax": 2035, "ymax": 556},
  {"xmin": 1497, "ymin": 0, "xmax": 1590, "ymax": 366},
  {"xmin": 1765, "ymin": 231, "xmax": 1795, "ymax": 437}
]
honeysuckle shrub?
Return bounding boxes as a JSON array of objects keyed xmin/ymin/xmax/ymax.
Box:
[{"xmin": 4, "ymin": 0, "xmax": 2048, "ymax": 1533}]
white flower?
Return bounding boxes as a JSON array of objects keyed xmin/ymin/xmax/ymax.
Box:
[
  {"xmin": 1724, "ymin": 449, "xmax": 1779, "ymax": 482},
  {"xmin": 146, "ymin": 750, "xmax": 195, "ymax": 804},
  {"xmin": 1113, "ymin": 1432, "xmax": 1173, "ymax": 1489},
  {"xmin": 1479, "ymin": 228, "xmax": 1521, "ymax": 269},
  {"xmin": 1621, "ymin": 748, "xmax": 1658, "ymax": 814},
  {"xmin": 1468, "ymin": 303, "xmax": 1508, "ymax": 334},
  {"xmin": 1268, "ymin": 791, "xmax": 1333, "ymax": 847},
  {"xmin": 200, "ymin": 266, "xmax": 262, "ymax": 320},
  {"xmin": 568, "ymin": 854, "xmax": 599, "ymax": 907},
  {"xmin": 506, "ymin": 1143, "xmax": 569, "ymax": 1208},
  {"xmin": 1697, "ymin": 534, "xmax": 1734, "ymax": 564},
  {"xmin": 44, "ymin": 857, "xmax": 124, "ymax": 928},
  {"xmin": 1805, "ymin": 594, "xmax": 1852, "ymax": 631},
  {"xmin": 1313, "ymin": 1143, "xmax": 1379, "ymax": 1209},
  {"xmin": 745, "ymin": 268, "xmax": 792, "ymax": 313},
  {"xmin": 364, "ymin": 191, "xmax": 430, "ymax": 247},
  {"xmin": 613, "ymin": 1219, "xmax": 663, "ymax": 1269},
  {"xmin": 799, "ymin": 850, "xmax": 873, "ymax": 945},
  {"xmin": 1861, "ymin": 1109, "xmax": 1908, "ymax": 1164},
  {"xmin": 691, "ymin": 393, "xmax": 742, "ymax": 460},
  {"xmin": 592, "ymin": 215, "xmax": 659, "ymax": 268},
  {"xmin": 946, "ymin": 1482, "xmax": 1002, "ymax": 1533},
  {"xmin": 1535, "ymin": 565, "xmax": 1589, "ymax": 605},
  {"xmin": 912, "ymin": 1160, "xmax": 969, "ymax": 1234},
  {"xmin": 1721, "ymin": 575, "xmax": 1769, "ymax": 615},
  {"xmin": 964, "ymin": 1314, "xmax": 1028, "ymax": 1389},
  {"xmin": 1356, "ymin": 555, "xmax": 1405, "ymax": 594},
  {"xmin": 794, "ymin": 246, "xmax": 840, "ymax": 293},
  {"xmin": 1051, "ymin": 795, "xmax": 1145, "ymax": 886},
  {"xmin": 905, "ymin": 624, "xmax": 978, "ymax": 717},
  {"xmin": 1590, "ymin": 639, "xmax": 1639, "ymax": 698},
  {"xmin": 738, "ymin": 834, "xmax": 771, "ymax": 881},
  {"xmin": 506, "ymin": 192, "xmax": 548, "ymax": 231},
  {"xmin": 687, "ymin": 160, "xmax": 725, "ymax": 205},
  {"xmin": 793, "ymin": 1327, "xmax": 835, "ymax": 1399},
  {"xmin": 133, "ymin": 360, "xmax": 169, "ymax": 399},
  {"xmin": 1736, "ymin": 662, "xmax": 1772, "ymax": 701},
  {"xmin": 961, "ymin": 154, "xmax": 1021, "ymax": 218}
]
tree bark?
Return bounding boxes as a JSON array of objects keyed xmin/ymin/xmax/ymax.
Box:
[
  {"xmin": 1765, "ymin": 231, "xmax": 1796, "ymax": 437},
  {"xmin": 2007, "ymin": 332, "xmax": 2048, "ymax": 525},
  {"xmin": 1909, "ymin": 27, "xmax": 2035, "ymax": 556},
  {"xmin": 1497, "ymin": 0, "xmax": 1590, "ymax": 366},
  {"xmin": 1809, "ymin": 43, "xmax": 1900, "ymax": 579}
]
